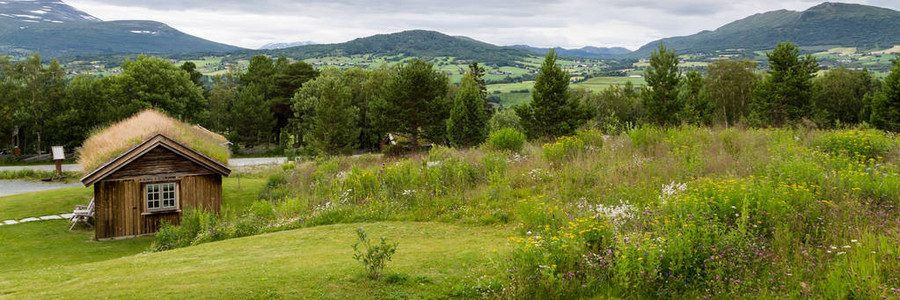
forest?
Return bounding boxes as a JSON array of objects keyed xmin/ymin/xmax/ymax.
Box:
[{"xmin": 1, "ymin": 40, "xmax": 899, "ymax": 158}]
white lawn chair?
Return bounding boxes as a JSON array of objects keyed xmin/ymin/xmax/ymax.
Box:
[{"xmin": 69, "ymin": 197, "xmax": 94, "ymax": 230}]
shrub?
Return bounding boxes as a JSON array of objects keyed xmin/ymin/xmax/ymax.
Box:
[
  {"xmin": 485, "ymin": 128, "xmax": 526, "ymax": 152},
  {"xmin": 351, "ymin": 227, "xmax": 399, "ymax": 280},
  {"xmin": 813, "ymin": 129, "xmax": 895, "ymax": 160},
  {"xmin": 542, "ymin": 135, "xmax": 586, "ymax": 164},
  {"xmin": 150, "ymin": 207, "xmax": 222, "ymax": 251}
]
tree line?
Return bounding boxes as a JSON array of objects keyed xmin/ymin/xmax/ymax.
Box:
[{"xmin": 2, "ymin": 41, "xmax": 900, "ymax": 157}]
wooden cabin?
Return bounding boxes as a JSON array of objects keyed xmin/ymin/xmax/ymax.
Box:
[
  {"xmin": 77, "ymin": 110, "xmax": 231, "ymax": 240},
  {"xmin": 80, "ymin": 134, "xmax": 231, "ymax": 239}
]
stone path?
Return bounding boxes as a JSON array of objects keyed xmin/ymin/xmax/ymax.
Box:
[{"xmin": 0, "ymin": 213, "xmax": 73, "ymax": 227}]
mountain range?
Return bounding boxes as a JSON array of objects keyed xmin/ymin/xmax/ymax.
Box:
[
  {"xmin": 259, "ymin": 41, "xmax": 317, "ymax": 50},
  {"xmin": 2, "ymin": 1, "xmax": 900, "ymax": 60},
  {"xmin": 629, "ymin": 2, "xmax": 900, "ymax": 57},
  {"xmin": 0, "ymin": 0, "xmax": 241, "ymax": 57},
  {"xmin": 509, "ymin": 45, "xmax": 632, "ymax": 59}
]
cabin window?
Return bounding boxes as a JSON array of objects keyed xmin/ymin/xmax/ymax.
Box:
[{"xmin": 146, "ymin": 182, "xmax": 178, "ymax": 212}]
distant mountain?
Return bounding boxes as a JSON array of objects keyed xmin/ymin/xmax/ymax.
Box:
[
  {"xmin": 511, "ymin": 45, "xmax": 631, "ymax": 58},
  {"xmin": 256, "ymin": 30, "xmax": 533, "ymax": 65},
  {"xmin": 0, "ymin": 0, "xmax": 242, "ymax": 58},
  {"xmin": 259, "ymin": 41, "xmax": 317, "ymax": 50},
  {"xmin": 629, "ymin": 2, "xmax": 900, "ymax": 58}
]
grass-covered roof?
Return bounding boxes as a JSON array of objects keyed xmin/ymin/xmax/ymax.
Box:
[{"xmin": 77, "ymin": 109, "xmax": 230, "ymax": 173}]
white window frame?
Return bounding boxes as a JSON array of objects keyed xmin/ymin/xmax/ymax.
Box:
[{"xmin": 145, "ymin": 182, "xmax": 179, "ymax": 212}]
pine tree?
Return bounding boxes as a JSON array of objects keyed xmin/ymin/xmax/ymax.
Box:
[
  {"xmin": 750, "ymin": 41, "xmax": 819, "ymax": 127},
  {"xmin": 230, "ymin": 84, "xmax": 275, "ymax": 146},
  {"xmin": 871, "ymin": 57, "xmax": 900, "ymax": 131},
  {"xmin": 642, "ymin": 43, "xmax": 681, "ymax": 126},
  {"xmin": 448, "ymin": 74, "xmax": 488, "ymax": 148},
  {"xmin": 307, "ymin": 74, "xmax": 360, "ymax": 155},
  {"xmin": 378, "ymin": 59, "xmax": 449, "ymax": 146},
  {"xmin": 516, "ymin": 49, "xmax": 591, "ymax": 139}
]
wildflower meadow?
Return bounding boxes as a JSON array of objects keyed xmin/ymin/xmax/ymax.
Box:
[{"xmin": 154, "ymin": 126, "xmax": 900, "ymax": 298}]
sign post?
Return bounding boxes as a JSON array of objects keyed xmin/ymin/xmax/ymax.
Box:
[{"xmin": 51, "ymin": 146, "xmax": 65, "ymax": 178}]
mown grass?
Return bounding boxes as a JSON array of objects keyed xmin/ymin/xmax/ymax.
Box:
[
  {"xmin": 0, "ymin": 177, "xmax": 264, "ymax": 221},
  {"xmin": 0, "ymin": 176, "xmax": 267, "ymax": 275},
  {"xmin": 0, "ymin": 220, "xmax": 153, "ymax": 273},
  {"xmin": 1, "ymin": 222, "xmax": 513, "ymax": 299},
  {"xmin": 0, "ymin": 186, "xmax": 92, "ymax": 221}
]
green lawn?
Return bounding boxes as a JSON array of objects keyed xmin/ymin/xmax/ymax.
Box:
[
  {"xmin": 0, "ymin": 177, "xmax": 267, "ymax": 275},
  {"xmin": 0, "ymin": 186, "xmax": 92, "ymax": 221},
  {"xmin": 0, "ymin": 177, "xmax": 265, "ymax": 221},
  {"xmin": 0, "ymin": 220, "xmax": 152, "ymax": 273},
  {"xmin": 1, "ymin": 222, "xmax": 513, "ymax": 299}
]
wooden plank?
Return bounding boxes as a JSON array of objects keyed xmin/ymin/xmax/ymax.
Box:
[{"xmin": 107, "ymin": 147, "xmax": 215, "ymax": 181}]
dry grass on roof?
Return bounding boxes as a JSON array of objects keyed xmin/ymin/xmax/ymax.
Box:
[{"xmin": 77, "ymin": 109, "xmax": 230, "ymax": 173}]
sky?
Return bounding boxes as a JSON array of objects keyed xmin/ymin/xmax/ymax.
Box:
[{"xmin": 63, "ymin": 0, "xmax": 900, "ymax": 50}]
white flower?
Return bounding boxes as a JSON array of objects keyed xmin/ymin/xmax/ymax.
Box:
[
  {"xmin": 526, "ymin": 231, "xmax": 532, "ymax": 236},
  {"xmin": 837, "ymin": 252, "xmax": 846, "ymax": 256},
  {"xmin": 851, "ymin": 239, "xmax": 858, "ymax": 243}
]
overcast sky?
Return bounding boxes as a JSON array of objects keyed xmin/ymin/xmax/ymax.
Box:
[{"xmin": 63, "ymin": 0, "xmax": 900, "ymax": 50}]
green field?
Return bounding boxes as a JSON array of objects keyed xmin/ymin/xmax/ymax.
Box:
[
  {"xmin": 0, "ymin": 177, "xmax": 266, "ymax": 273},
  {"xmin": 2, "ymin": 222, "xmax": 511, "ymax": 299}
]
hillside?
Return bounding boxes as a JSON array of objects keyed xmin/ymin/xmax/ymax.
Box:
[
  {"xmin": 254, "ymin": 30, "xmax": 533, "ymax": 65},
  {"xmin": 1, "ymin": 222, "xmax": 512, "ymax": 298},
  {"xmin": 511, "ymin": 44, "xmax": 632, "ymax": 58},
  {"xmin": 0, "ymin": 0, "xmax": 242, "ymax": 58},
  {"xmin": 629, "ymin": 2, "xmax": 900, "ymax": 57}
]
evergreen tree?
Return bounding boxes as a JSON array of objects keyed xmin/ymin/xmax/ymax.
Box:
[
  {"xmin": 292, "ymin": 71, "xmax": 360, "ymax": 155},
  {"xmin": 871, "ymin": 57, "xmax": 900, "ymax": 131},
  {"xmin": 516, "ymin": 49, "xmax": 591, "ymax": 139},
  {"xmin": 206, "ymin": 69, "xmax": 240, "ymax": 133},
  {"xmin": 750, "ymin": 41, "xmax": 819, "ymax": 127},
  {"xmin": 677, "ymin": 70, "xmax": 711, "ymax": 125},
  {"xmin": 642, "ymin": 43, "xmax": 681, "ymax": 126},
  {"xmin": 377, "ymin": 59, "xmax": 449, "ymax": 146},
  {"xmin": 230, "ymin": 84, "xmax": 275, "ymax": 146},
  {"xmin": 447, "ymin": 74, "xmax": 488, "ymax": 148}
]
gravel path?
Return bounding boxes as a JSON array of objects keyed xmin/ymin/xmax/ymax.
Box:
[{"xmin": 0, "ymin": 180, "xmax": 82, "ymax": 197}]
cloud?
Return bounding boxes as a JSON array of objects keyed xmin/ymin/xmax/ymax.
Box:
[{"xmin": 62, "ymin": 0, "xmax": 900, "ymax": 50}]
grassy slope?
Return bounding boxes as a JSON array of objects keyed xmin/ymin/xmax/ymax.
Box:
[
  {"xmin": 0, "ymin": 177, "xmax": 266, "ymax": 273},
  {"xmin": 0, "ymin": 178, "xmax": 264, "ymax": 221},
  {"xmin": 1, "ymin": 222, "xmax": 512, "ymax": 299}
]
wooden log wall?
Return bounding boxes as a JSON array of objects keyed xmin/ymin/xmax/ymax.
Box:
[{"xmin": 94, "ymin": 174, "xmax": 222, "ymax": 239}]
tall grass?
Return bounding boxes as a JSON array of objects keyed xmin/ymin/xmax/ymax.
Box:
[
  {"xmin": 77, "ymin": 109, "xmax": 230, "ymax": 173},
  {"xmin": 151, "ymin": 127, "xmax": 900, "ymax": 298}
]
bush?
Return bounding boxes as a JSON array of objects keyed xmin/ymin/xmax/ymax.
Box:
[
  {"xmin": 351, "ymin": 227, "xmax": 399, "ymax": 280},
  {"xmin": 488, "ymin": 109, "xmax": 523, "ymax": 133},
  {"xmin": 542, "ymin": 135, "xmax": 587, "ymax": 164},
  {"xmin": 485, "ymin": 128, "xmax": 526, "ymax": 152},
  {"xmin": 813, "ymin": 129, "xmax": 895, "ymax": 160}
]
